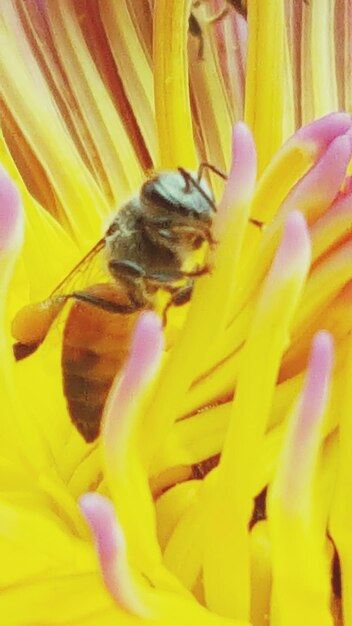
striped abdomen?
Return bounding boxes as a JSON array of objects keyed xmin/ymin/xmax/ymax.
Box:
[{"xmin": 62, "ymin": 284, "xmax": 141, "ymax": 442}]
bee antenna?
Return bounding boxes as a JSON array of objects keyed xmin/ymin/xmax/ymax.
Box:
[
  {"xmin": 197, "ymin": 162, "xmax": 227, "ymax": 183},
  {"xmin": 178, "ymin": 166, "xmax": 191, "ymax": 193},
  {"xmin": 178, "ymin": 167, "xmax": 217, "ymax": 212}
]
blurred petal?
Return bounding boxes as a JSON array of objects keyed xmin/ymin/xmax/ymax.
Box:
[
  {"xmin": 245, "ymin": 0, "xmax": 286, "ymax": 173},
  {"xmin": 154, "ymin": 0, "xmax": 197, "ymax": 169}
]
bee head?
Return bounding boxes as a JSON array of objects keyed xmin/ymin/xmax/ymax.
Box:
[{"xmin": 140, "ymin": 169, "xmax": 215, "ymax": 223}]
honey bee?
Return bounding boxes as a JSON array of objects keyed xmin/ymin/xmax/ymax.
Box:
[{"xmin": 12, "ymin": 165, "xmax": 225, "ymax": 443}]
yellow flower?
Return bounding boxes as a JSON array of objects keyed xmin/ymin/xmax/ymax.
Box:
[{"xmin": 0, "ymin": 0, "xmax": 351, "ymax": 625}]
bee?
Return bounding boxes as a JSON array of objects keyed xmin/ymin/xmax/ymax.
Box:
[{"xmin": 12, "ymin": 165, "xmax": 225, "ymax": 443}]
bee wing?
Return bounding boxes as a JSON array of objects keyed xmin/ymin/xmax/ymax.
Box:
[
  {"xmin": 51, "ymin": 237, "xmax": 108, "ymax": 298},
  {"xmin": 12, "ymin": 238, "xmax": 110, "ymax": 358}
]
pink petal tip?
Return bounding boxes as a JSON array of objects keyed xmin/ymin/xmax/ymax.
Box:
[
  {"xmin": 102, "ymin": 311, "xmax": 164, "ymax": 446},
  {"xmin": 273, "ymin": 211, "xmax": 311, "ymax": 272},
  {"xmin": 295, "ymin": 112, "xmax": 352, "ymax": 152},
  {"xmin": 0, "ymin": 167, "xmax": 23, "ymax": 253},
  {"xmin": 219, "ymin": 122, "xmax": 257, "ymax": 214},
  {"xmin": 79, "ymin": 492, "xmax": 122, "ymax": 561}
]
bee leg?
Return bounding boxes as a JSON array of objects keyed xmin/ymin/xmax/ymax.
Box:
[
  {"xmin": 108, "ymin": 259, "xmax": 145, "ymax": 278},
  {"xmin": 197, "ymin": 162, "xmax": 227, "ymax": 183},
  {"xmin": 13, "ymin": 341, "xmax": 42, "ymax": 361},
  {"xmin": 146, "ymin": 265, "xmax": 210, "ymax": 285},
  {"xmin": 70, "ymin": 291, "xmax": 142, "ymax": 314},
  {"xmin": 162, "ymin": 283, "xmax": 194, "ymax": 326},
  {"xmin": 180, "ymin": 265, "xmax": 211, "ymax": 278}
]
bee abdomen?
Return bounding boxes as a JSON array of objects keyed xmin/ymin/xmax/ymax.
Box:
[
  {"xmin": 61, "ymin": 284, "xmax": 140, "ymax": 443},
  {"xmin": 62, "ymin": 343, "xmax": 131, "ymax": 443}
]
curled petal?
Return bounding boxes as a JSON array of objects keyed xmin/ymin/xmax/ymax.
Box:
[
  {"xmin": 279, "ymin": 133, "xmax": 352, "ymax": 224},
  {"xmin": 241, "ymin": 127, "xmax": 352, "ymax": 307},
  {"xmin": 251, "ymin": 112, "xmax": 352, "ymax": 224},
  {"xmin": 294, "ymin": 112, "xmax": 352, "ymax": 149}
]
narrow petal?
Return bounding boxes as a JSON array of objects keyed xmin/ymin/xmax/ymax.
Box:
[
  {"xmin": 300, "ymin": 0, "xmax": 338, "ymax": 123},
  {"xmin": 147, "ymin": 123, "xmax": 257, "ymax": 475},
  {"xmin": 245, "ymin": 0, "xmax": 286, "ymax": 173},
  {"xmin": 101, "ymin": 312, "xmax": 165, "ymax": 572},
  {"xmin": 0, "ymin": 3, "xmax": 109, "ymax": 239},
  {"xmin": 310, "ymin": 183, "xmax": 352, "ymax": 263},
  {"xmin": 203, "ymin": 212, "xmax": 311, "ymax": 620},
  {"xmin": 250, "ymin": 521, "xmax": 272, "ymax": 626},
  {"xmin": 99, "ymin": 0, "xmax": 157, "ymax": 164},
  {"xmin": 330, "ymin": 332, "xmax": 352, "ymax": 626},
  {"xmin": 80, "ymin": 492, "xmax": 151, "ymax": 618},
  {"xmin": 267, "ymin": 332, "xmax": 334, "ymax": 626},
  {"xmin": 153, "ymin": 0, "xmax": 197, "ymax": 169},
  {"xmin": 44, "ymin": 1, "xmax": 144, "ymax": 196}
]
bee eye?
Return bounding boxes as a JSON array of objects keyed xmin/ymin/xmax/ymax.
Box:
[{"xmin": 142, "ymin": 181, "xmax": 173, "ymax": 209}]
